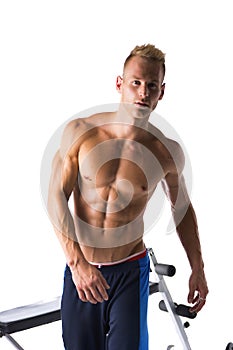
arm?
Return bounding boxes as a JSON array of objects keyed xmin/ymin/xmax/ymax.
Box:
[
  {"xmin": 161, "ymin": 146, "xmax": 208, "ymax": 312},
  {"xmin": 47, "ymin": 149, "xmax": 83, "ymax": 267},
  {"xmin": 47, "ymin": 124, "xmax": 109, "ymax": 304}
]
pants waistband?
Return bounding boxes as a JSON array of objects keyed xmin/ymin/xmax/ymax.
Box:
[{"xmin": 89, "ymin": 249, "xmax": 147, "ymax": 268}]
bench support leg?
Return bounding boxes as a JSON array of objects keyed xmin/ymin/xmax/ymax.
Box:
[
  {"xmin": 148, "ymin": 247, "xmax": 192, "ymax": 350},
  {"xmin": 5, "ymin": 334, "xmax": 25, "ymax": 350}
]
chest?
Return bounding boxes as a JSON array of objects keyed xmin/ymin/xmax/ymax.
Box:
[{"xmin": 78, "ymin": 138, "xmax": 165, "ymax": 192}]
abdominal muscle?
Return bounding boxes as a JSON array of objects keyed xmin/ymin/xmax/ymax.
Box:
[{"xmin": 73, "ymin": 189, "xmax": 147, "ymax": 263}]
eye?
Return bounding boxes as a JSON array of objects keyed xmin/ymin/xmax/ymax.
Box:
[
  {"xmin": 148, "ymin": 82, "xmax": 158, "ymax": 90},
  {"xmin": 132, "ymin": 80, "xmax": 141, "ymax": 86}
]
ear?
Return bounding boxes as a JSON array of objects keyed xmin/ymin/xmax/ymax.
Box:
[
  {"xmin": 159, "ymin": 83, "xmax": 166, "ymax": 100},
  {"xmin": 116, "ymin": 76, "xmax": 123, "ymax": 93}
]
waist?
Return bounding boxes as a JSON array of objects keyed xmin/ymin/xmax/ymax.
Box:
[{"xmin": 89, "ymin": 248, "xmax": 147, "ymax": 268}]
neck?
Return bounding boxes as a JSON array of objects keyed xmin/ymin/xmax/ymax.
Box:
[{"xmin": 111, "ymin": 103, "xmax": 150, "ymax": 138}]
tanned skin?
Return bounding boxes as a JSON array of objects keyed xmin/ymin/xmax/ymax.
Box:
[{"xmin": 48, "ymin": 56, "xmax": 208, "ymax": 311}]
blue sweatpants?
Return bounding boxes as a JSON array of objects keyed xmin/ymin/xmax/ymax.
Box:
[{"xmin": 61, "ymin": 253, "xmax": 150, "ymax": 350}]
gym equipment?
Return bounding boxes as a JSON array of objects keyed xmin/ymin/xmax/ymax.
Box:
[
  {"xmin": 0, "ymin": 248, "xmax": 232, "ymax": 349},
  {"xmin": 0, "ymin": 297, "xmax": 61, "ymax": 349},
  {"xmin": 148, "ymin": 247, "xmax": 196, "ymax": 349},
  {"xmin": 148, "ymin": 247, "xmax": 232, "ymax": 350}
]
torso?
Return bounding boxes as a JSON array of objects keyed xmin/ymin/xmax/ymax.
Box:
[{"xmin": 67, "ymin": 112, "xmax": 177, "ymax": 263}]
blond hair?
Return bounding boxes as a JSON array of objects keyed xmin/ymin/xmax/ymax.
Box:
[{"xmin": 124, "ymin": 44, "xmax": 166, "ymax": 76}]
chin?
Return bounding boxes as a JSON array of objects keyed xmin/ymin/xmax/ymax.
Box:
[
  {"xmin": 133, "ymin": 106, "xmax": 151, "ymax": 119},
  {"xmin": 123, "ymin": 103, "xmax": 151, "ymax": 119}
]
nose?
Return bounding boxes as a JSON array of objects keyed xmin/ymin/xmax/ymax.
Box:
[{"xmin": 139, "ymin": 83, "xmax": 149, "ymax": 98}]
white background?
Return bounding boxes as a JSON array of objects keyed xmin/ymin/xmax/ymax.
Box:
[{"xmin": 0, "ymin": 1, "xmax": 232, "ymax": 349}]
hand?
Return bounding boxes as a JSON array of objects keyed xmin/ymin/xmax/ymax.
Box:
[
  {"xmin": 188, "ymin": 269, "xmax": 209, "ymax": 313},
  {"xmin": 71, "ymin": 260, "xmax": 110, "ymax": 304}
]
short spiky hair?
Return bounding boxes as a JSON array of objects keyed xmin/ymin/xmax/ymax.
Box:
[{"xmin": 124, "ymin": 44, "xmax": 166, "ymax": 77}]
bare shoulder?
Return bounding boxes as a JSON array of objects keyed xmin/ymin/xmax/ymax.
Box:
[
  {"xmin": 148, "ymin": 122, "xmax": 185, "ymax": 174},
  {"xmin": 60, "ymin": 117, "xmax": 87, "ymax": 158},
  {"xmin": 64, "ymin": 112, "xmax": 113, "ymax": 134},
  {"xmin": 62, "ymin": 117, "xmax": 90, "ymax": 141},
  {"xmin": 60, "ymin": 112, "xmax": 112, "ymax": 158}
]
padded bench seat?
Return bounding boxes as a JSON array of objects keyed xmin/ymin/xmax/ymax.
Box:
[{"xmin": 0, "ymin": 296, "xmax": 61, "ymax": 337}]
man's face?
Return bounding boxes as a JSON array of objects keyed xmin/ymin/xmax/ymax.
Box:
[{"xmin": 116, "ymin": 56, "xmax": 165, "ymax": 118}]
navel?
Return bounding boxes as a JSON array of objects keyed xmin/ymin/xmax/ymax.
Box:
[{"xmin": 84, "ymin": 175, "xmax": 92, "ymax": 181}]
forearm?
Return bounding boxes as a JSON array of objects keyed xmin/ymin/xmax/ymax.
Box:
[
  {"xmin": 173, "ymin": 203, "xmax": 204, "ymax": 271},
  {"xmin": 48, "ymin": 190, "xmax": 87, "ymax": 269},
  {"xmin": 53, "ymin": 225, "xmax": 86, "ymax": 269}
]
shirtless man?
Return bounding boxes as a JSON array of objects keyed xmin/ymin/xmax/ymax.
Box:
[{"xmin": 48, "ymin": 44, "xmax": 208, "ymax": 350}]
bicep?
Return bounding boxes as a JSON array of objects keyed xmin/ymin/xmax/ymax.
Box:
[
  {"xmin": 49, "ymin": 149, "xmax": 78, "ymax": 201},
  {"xmin": 162, "ymin": 172, "xmax": 190, "ymax": 210},
  {"xmin": 161, "ymin": 139, "xmax": 190, "ymax": 208},
  {"xmin": 50, "ymin": 121, "xmax": 81, "ymax": 200},
  {"xmin": 62, "ymin": 153, "xmax": 79, "ymax": 199}
]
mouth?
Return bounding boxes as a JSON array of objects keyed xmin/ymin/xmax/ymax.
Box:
[{"xmin": 134, "ymin": 101, "xmax": 150, "ymax": 108}]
